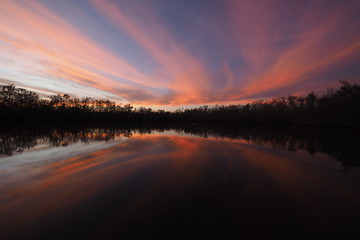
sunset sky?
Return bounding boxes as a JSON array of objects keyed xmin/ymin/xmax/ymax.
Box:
[{"xmin": 1, "ymin": 0, "xmax": 360, "ymax": 108}]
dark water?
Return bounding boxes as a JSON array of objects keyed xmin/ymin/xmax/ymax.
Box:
[{"xmin": 0, "ymin": 124, "xmax": 359, "ymax": 239}]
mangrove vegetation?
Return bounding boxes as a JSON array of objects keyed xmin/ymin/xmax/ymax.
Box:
[{"xmin": 0, "ymin": 80, "xmax": 359, "ymax": 127}]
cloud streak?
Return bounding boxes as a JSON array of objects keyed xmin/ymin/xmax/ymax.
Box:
[
  {"xmin": 225, "ymin": 0, "xmax": 360, "ymax": 99},
  {"xmin": 0, "ymin": 0, "xmax": 158, "ymax": 102},
  {"xmin": 0, "ymin": 0, "xmax": 359, "ymax": 106}
]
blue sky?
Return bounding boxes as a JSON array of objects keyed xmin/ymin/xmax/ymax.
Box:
[{"xmin": 0, "ymin": 0, "xmax": 359, "ymax": 108}]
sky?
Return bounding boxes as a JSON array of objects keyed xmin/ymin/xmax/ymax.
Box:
[{"xmin": 0, "ymin": 0, "xmax": 360, "ymax": 108}]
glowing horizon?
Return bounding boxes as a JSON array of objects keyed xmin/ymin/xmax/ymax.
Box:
[{"xmin": 1, "ymin": 0, "xmax": 360, "ymax": 107}]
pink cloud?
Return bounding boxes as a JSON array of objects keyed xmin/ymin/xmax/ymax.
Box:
[
  {"xmin": 0, "ymin": 0, "xmax": 359, "ymax": 106},
  {"xmin": 225, "ymin": 0, "xmax": 360, "ymax": 99}
]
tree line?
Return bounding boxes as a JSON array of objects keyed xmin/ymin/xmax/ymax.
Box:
[{"xmin": 0, "ymin": 80, "xmax": 359, "ymax": 127}]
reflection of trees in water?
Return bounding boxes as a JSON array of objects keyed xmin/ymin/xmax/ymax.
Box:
[
  {"xmin": 0, "ymin": 124, "xmax": 358, "ymax": 169},
  {"xmin": 167, "ymin": 124, "xmax": 359, "ymax": 170},
  {"xmin": 0, "ymin": 127, "xmax": 134, "ymax": 156}
]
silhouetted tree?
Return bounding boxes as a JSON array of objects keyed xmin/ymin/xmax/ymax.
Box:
[{"xmin": 0, "ymin": 80, "xmax": 359, "ymax": 126}]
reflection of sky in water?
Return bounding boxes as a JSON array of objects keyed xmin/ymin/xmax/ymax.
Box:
[
  {"xmin": 0, "ymin": 130, "xmax": 359, "ymax": 238},
  {"xmin": 0, "ymin": 138, "xmax": 127, "ymax": 170}
]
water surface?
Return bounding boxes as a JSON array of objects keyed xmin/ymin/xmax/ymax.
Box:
[{"xmin": 0, "ymin": 124, "xmax": 359, "ymax": 239}]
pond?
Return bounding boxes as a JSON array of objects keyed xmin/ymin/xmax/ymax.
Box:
[{"xmin": 0, "ymin": 124, "xmax": 359, "ymax": 239}]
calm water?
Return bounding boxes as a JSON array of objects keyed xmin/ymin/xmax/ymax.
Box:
[{"xmin": 0, "ymin": 124, "xmax": 359, "ymax": 239}]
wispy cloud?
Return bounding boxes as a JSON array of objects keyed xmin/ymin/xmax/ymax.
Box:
[
  {"xmin": 90, "ymin": 0, "xmax": 211, "ymax": 104},
  {"xmin": 0, "ymin": 0, "xmax": 158, "ymax": 101},
  {"xmin": 0, "ymin": 0, "xmax": 359, "ymax": 105},
  {"xmin": 225, "ymin": 0, "xmax": 360, "ymax": 99}
]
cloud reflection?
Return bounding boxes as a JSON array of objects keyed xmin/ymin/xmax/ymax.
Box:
[{"xmin": 1, "ymin": 131, "xmax": 360, "ymax": 238}]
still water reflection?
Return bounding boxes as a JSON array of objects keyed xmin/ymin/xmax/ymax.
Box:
[{"xmin": 0, "ymin": 124, "xmax": 359, "ymax": 239}]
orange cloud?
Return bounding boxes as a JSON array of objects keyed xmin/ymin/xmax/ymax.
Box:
[
  {"xmin": 89, "ymin": 0, "xmax": 211, "ymax": 104},
  {"xmin": 0, "ymin": 0, "xmax": 163, "ymax": 102},
  {"xmin": 0, "ymin": 0, "xmax": 359, "ymax": 106},
  {"xmin": 225, "ymin": 0, "xmax": 360, "ymax": 99}
]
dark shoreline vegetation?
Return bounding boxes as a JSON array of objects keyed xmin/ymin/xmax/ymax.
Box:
[
  {"xmin": 1, "ymin": 80, "xmax": 360, "ymax": 127},
  {"xmin": 1, "ymin": 123, "xmax": 359, "ymax": 170}
]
